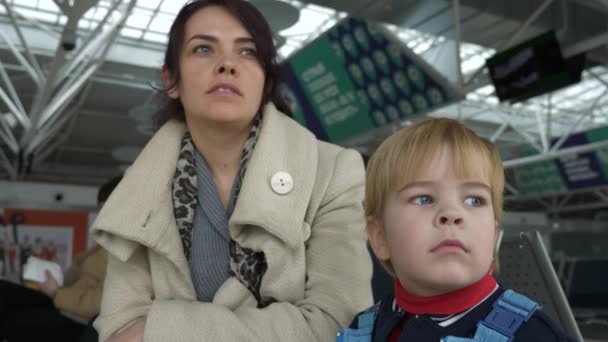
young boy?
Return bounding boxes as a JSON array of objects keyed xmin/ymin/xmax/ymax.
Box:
[{"xmin": 338, "ymin": 118, "xmax": 575, "ymax": 341}]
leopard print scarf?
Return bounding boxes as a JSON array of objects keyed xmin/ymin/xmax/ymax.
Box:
[{"xmin": 172, "ymin": 116, "xmax": 275, "ymax": 308}]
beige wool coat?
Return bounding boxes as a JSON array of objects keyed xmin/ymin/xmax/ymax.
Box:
[{"xmin": 92, "ymin": 104, "xmax": 373, "ymax": 341}]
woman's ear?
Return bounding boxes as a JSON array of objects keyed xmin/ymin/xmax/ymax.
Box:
[
  {"xmin": 367, "ymin": 216, "xmax": 391, "ymax": 262},
  {"xmin": 161, "ymin": 65, "xmax": 179, "ymax": 99}
]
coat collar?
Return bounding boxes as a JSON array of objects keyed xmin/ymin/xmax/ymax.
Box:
[
  {"xmin": 93, "ymin": 103, "xmax": 318, "ymax": 261},
  {"xmin": 230, "ymin": 103, "xmax": 317, "ymax": 248},
  {"xmin": 92, "ymin": 118, "xmax": 185, "ymax": 261}
]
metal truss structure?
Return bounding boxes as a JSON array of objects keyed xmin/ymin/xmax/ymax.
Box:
[
  {"xmin": 0, "ymin": 0, "xmax": 136, "ymax": 180},
  {"xmin": 0, "ymin": 0, "xmax": 608, "ymax": 214}
]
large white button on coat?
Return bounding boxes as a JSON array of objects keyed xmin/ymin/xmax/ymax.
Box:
[{"xmin": 270, "ymin": 171, "xmax": 293, "ymax": 195}]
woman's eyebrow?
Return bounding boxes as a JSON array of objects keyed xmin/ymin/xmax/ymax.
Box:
[{"xmin": 186, "ymin": 34, "xmax": 254, "ymax": 45}]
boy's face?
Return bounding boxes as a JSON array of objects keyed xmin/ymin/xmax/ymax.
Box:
[{"xmin": 368, "ymin": 146, "xmax": 497, "ymax": 297}]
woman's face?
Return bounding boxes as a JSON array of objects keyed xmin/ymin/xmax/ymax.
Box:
[{"xmin": 166, "ymin": 6, "xmax": 265, "ymax": 126}]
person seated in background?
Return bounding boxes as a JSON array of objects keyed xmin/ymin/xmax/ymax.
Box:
[
  {"xmin": 338, "ymin": 118, "xmax": 575, "ymax": 341},
  {"xmin": 0, "ymin": 175, "xmax": 122, "ymax": 342}
]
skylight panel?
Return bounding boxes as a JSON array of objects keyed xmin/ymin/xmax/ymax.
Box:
[
  {"xmin": 126, "ymin": 11, "xmax": 151, "ymax": 29},
  {"xmin": 143, "ymin": 31, "xmax": 166, "ymax": 43},
  {"xmin": 476, "ymin": 85, "xmax": 495, "ymax": 96},
  {"xmin": 137, "ymin": 0, "xmax": 162, "ymax": 10},
  {"xmin": 77, "ymin": 18, "xmax": 93, "ymax": 29},
  {"xmin": 15, "ymin": 7, "xmax": 58, "ymax": 23},
  {"xmin": 280, "ymin": 6, "xmax": 333, "ymax": 36},
  {"xmin": 37, "ymin": 0, "xmax": 59, "ymax": 12},
  {"xmin": 121, "ymin": 27, "xmax": 143, "ymax": 39},
  {"xmin": 147, "ymin": 12, "xmax": 172, "ymax": 33},
  {"xmin": 305, "ymin": 3, "xmax": 336, "ymax": 15},
  {"xmin": 84, "ymin": 7, "xmax": 108, "ymax": 21},
  {"xmin": 580, "ymin": 86, "xmax": 606, "ymax": 102},
  {"xmin": 159, "ymin": 0, "xmax": 183, "ymax": 15},
  {"xmin": 12, "ymin": 0, "xmax": 33, "ymax": 7},
  {"xmin": 461, "ymin": 54, "xmax": 486, "ymax": 75}
]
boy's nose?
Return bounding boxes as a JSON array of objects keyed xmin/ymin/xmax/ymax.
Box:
[
  {"xmin": 438, "ymin": 215, "xmax": 463, "ymax": 225},
  {"xmin": 435, "ymin": 206, "xmax": 464, "ymax": 226}
]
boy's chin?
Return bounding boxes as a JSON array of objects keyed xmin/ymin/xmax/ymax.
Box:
[
  {"xmin": 409, "ymin": 272, "xmax": 483, "ymax": 296},
  {"xmin": 430, "ymin": 271, "xmax": 485, "ymax": 293}
]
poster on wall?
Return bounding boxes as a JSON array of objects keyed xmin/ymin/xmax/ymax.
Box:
[
  {"xmin": 0, "ymin": 208, "xmax": 88, "ymax": 282},
  {"xmin": 277, "ymin": 16, "xmax": 463, "ymax": 145},
  {"xmin": 513, "ymin": 125, "xmax": 608, "ymax": 195}
]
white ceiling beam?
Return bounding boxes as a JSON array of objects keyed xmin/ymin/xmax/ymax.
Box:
[
  {"xmin": 0, "ymin": 30, "xmax": 41, "ymax": 86},
  {"xmin": 562, "ymin": 31, "xmax": 608, "ymax": 58},
  {"xmin": 497, "ymin": 112, "xmax": 543, "ymax": 152},
  {"xmin": 549, "ymin": 87, "xmax": 608, "ymax": 152},
  {"xmin": 504, "ymin": 138, "xmax": 608, "ymax": 168},
  {"xmin": 32, "ymin": 64, "xmax": 96, "ymax": 137},
  {"xmin": 504, "ymin": 181, "xmax": 519, "ymax": 196},
  {"xmin": 26, "ymin": 0, "xmax": 99, "ymax": 133},
  {"xmin": 21, "ymin": 0, "xmax": 137, "ymax": 163},
  {"xmin": 452, "ymin": 0, "xmax": 464, "ymax": 87},
  {"xmin": 490, "ymin": 122, "xmax": 508, "ymax": 142},
  {"xmin": 0, "ymin": 0, "xmax": 44, "ymax": 79},
  {"xmin": 55, "ymin": 0, "xmax": 122, "ymax": 88},
  {"xmin": 8, "ymin": 8, "xmax": 62, "ymax": 38},
  {"xmin": 0, "ymin": 147, "xmax": 16, "ymax": 179},
  {"xmin": 0, "ymin": 113, "xmax": 18, "ymax": 154},
  {"xmin": 535, "ymin": 110, "xmax": 549, "ymax": 152},
  {"xmin": 33, "ymin": 82, "xmax": 91, "ymax": 156},
  {"xmin": 0, "ymin": 58, "xmax": 25, "ymax": 114},
  {"xmin": 0, "ymin": 86, "xmax": 29, "ymax": 131}
]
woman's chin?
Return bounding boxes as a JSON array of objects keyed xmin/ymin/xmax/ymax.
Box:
[{"xmin": 187, "ymin": 111, "xmax": 254, "ymax": 125}]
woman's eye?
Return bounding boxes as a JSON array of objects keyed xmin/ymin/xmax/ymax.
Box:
[
  {"xmin": 410, "ymin": 195, "xmax": 433, "ymax": 205},
  {"xmin": 464, "ymin": 196, "xmax": 483, "ymax": 207},
  {"xmin": 193, "ymin": 45, "xmax": 212, "ymax": 54},
  {"xmin": 241, "ymin": 48, "xmax": 257, "ymax": 56}
]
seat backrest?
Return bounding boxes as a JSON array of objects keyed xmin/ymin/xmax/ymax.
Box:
[
  {"xmin": 569, "ymin": 258, "xmax": 608, "ymax": 309},
  {"xmin": 496, "ymin": 230, "xmax": 583, "ymax": 341}
]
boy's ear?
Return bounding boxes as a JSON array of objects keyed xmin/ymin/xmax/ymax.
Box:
[
  {"xmin": 367, "ymin": 216, "xmax": 391, "ymax": 262},
  {"xmin": 161, "ymin": 65, "xmax": 179, "ymax": 99},
  {"xmin": 494, "ymin": 221, "xmax": 501, "ymax": 247}
]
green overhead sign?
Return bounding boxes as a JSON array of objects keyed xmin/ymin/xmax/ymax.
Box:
[{"xmin": 277, "ymin": 17, "xmax": 463, "ymax": 144}]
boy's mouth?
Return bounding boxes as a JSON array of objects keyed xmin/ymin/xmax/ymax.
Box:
[{"xmin": 430, "ymin": 239, "xmax": 468, "ymax": 253}]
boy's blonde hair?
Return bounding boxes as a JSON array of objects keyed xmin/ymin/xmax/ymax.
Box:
[{"xmin": 365, "ymin": 117, "xmax": 504, "ymax": 275}]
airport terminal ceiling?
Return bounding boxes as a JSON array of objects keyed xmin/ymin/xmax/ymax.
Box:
[{"xmin": 1, "ymin": 0, "xmax": 608, "ymax": 218}]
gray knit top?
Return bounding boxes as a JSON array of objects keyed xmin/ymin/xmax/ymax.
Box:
[{"xmin": 189, "ymin": 149, "xmax": 239, "ymax": 302}]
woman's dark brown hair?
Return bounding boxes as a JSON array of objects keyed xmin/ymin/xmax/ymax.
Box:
[{"xmin": 158, "ymin": 0, "xmax": 285, "ymax": 125}]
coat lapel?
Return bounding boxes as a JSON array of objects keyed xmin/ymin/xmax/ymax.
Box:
[
  {"xmin": 230, "ymin": 103, "xmax": 318, "ymax": 248},
  {"xmin": 93, "ymin": 119, "xmax": 187, "ymax": 267}
]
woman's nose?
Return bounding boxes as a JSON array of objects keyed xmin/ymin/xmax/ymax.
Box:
[{"xmin": 216, "ymin": 60, "xmax": 236, "ymax": 76}]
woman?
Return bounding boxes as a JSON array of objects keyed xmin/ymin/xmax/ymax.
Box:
[{"xmin": 93, "ymin": 0, "xmax": 372, "ymax": 341}]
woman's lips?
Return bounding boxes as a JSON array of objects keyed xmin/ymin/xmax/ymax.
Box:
[{"xmin": 207, "ymin": 83, "xmax": 242, "ymax": 96}]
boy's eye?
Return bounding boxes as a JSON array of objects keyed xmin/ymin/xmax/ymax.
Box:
[
  {"xmin": 410, "ymin": 195, "xmax": 433, "ymax": 205},
  {"xmin": 193, "ymin": 45, "xmax": 212, "ymax": 54},
  {"xmin": 240, "ymin": 48, "xmax": 257, "ymax": 56},
  {"xmin": 464, "ymin": 196, "xmax": 483, "ymax": 207}
]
